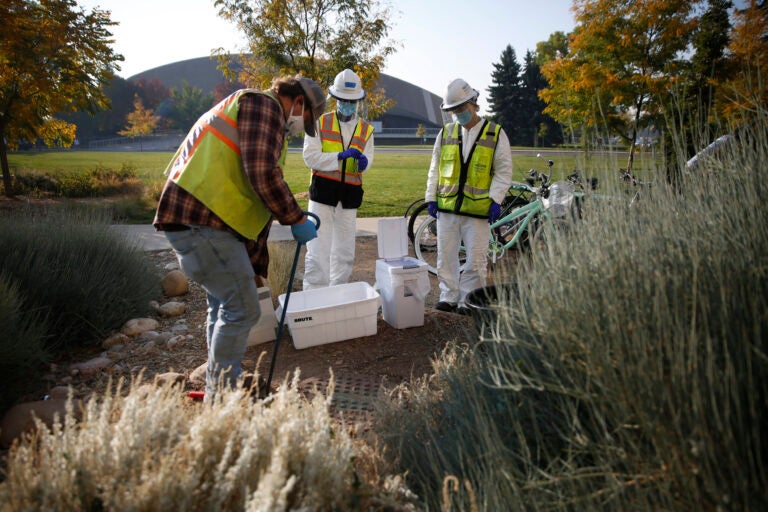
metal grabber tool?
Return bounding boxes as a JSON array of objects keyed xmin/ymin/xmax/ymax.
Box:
[
  {"xmin": 187, "ymin": 212, "xmax": 320, "ymax": 402},
  {"xmin": 265, "ymin": 211, "xmax": 320, "ymax": 393}
]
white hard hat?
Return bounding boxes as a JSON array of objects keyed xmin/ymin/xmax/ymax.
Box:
[
  {"xmin": 328, "ymin": 69, "xmax": 365, "ymax": 101},
  {"xmin": 441, "ymin": 78, "xmax": 478, "ymax": 111}
]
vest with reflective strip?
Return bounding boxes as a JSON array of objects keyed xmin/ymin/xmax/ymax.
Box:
[
  {"xmin": 313, "ymin": 112, "xmax": 373, "ymax": 186},
  {"xmin": 166, "ymin": 89, "xmax": 288, "ymax": 240},
  {"xmin": 436, "ymin": 120, "xmax": 499, "ymax": 217}
]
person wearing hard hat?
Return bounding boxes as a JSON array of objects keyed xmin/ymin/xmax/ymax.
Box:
[
  {"xmin": 425, "ymin": 78, "xmax": 513, "ymax": 315},
  {"xmin": 154, "ymin": 75, "xmax": 326, "ymax": 400},
  {"xmin": 302, "ymin": 68, "xmax": 375, "ymax": 290}
]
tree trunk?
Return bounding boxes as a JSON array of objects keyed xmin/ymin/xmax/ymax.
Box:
[
  {"xmin": 0, "ymin": 126, "xmax": 14, "ymax": 197},
  {"xmin": 626, "ymin": 99, "xmax": 644, "ymax": 174}
]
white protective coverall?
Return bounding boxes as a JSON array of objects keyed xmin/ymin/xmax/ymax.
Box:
[
  {"xmin": 302, "ymin": 116, "xmax": 375, "ymax": 289},
  {"xmin": 425, "ymin": 122, "xmax": 513, "ymax": 306}
]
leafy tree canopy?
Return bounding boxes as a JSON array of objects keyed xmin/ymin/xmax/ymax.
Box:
[
  {"xmin": 534, "ymin": 31, "xmax": 570, "ymax": 67},
  {"xmin": 168, "ymin": 81, "xmax": 215, "ymax": 132},
  {"xmin": 213, "ymin": 0, "xmax": 397, "ymax": 119},
  {"xmin": 118, "ymin": 96, "xmax": 159, "ymax": 139},
  {"xmin": 717, "ymin": 0, "xmax": 768, "ymax": 126},
  {"xmin": 541, "ymin": 0, "xmax": 697, "ymax": 169},
  {"xmin": 0, "ymin": 0, "xmax": 122, "ymax": 195}
]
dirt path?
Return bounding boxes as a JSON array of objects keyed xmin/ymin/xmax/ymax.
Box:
[{"xmin": 38, "ymin": 236, "xmax": 479, "ymax": 425}]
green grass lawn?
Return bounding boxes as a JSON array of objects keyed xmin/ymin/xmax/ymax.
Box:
[{"xmin": 6, "ymin": 147, "xmax": 656, "ymax": 220}]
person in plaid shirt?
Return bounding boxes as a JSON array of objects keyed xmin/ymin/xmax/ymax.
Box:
[{"xmin": 153, "ymin": 75, "xmax": 326, "ymax": 401}]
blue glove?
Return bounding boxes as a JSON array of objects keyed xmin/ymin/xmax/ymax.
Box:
[
  {"xmin": 290, "ymin": 219, "xmax": 317, "ymax": 243},
  {"xmin": 357, "ymin": 154, "xmax": 368, "ymax": 171},
  {"xmin": 337, "ymin": 148, "xmax": 362, "ymax": 160},
  {"xmin": 488, "ymin": 201, "xmax": 501, "ymax": 224},
  {"xmin": 427, "ymin": 201, "xmax": 438, "ymax": 218}
]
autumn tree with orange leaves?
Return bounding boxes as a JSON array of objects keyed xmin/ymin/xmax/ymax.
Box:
[
  {"xmin": 118, "ymin": 96, "xmax": 159, "ymax": 151},
  {"xmin": 0, "ymin": 0, "xmax": 122, "ymax": 196},
  {"xmin": 212, "ymin": 0, "xmax": 396, "ymax": 120},
  {"xmin": 541, "ymin": 0, "xmax": 698, "ymax": 171},
  {"xmin": 717, "ymin": 0, "xmax": 768, "ymax": 126}
]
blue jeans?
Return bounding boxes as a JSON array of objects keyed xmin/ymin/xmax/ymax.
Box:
[{"xmin": 164, "ymin": 226, "xmax": 261, "ymax": 400}]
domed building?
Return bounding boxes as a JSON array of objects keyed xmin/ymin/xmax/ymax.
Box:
[{"xmin": 129, "ymin": 56, "xmax": 444, "ymax": 144}]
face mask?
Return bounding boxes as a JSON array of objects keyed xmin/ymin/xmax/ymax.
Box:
[
  {"xmin": 286, "ymin": 115, "xmax": 305, "ymax": 136},
  {"xmin": 452, "ymin": 110, "xmax": 473, "ymax": 126},
  {"xmin": 286, "ymin": 100, "xmax": 305, "ymax": 136},
  {"xmin": 337, "ymin": 101, "xmax": 357, "ymax": 118}
]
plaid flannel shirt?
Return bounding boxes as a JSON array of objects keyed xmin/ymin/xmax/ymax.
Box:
[{"xmin": 154, "ymin": 92, "xmax": 304, "ymax": 277}]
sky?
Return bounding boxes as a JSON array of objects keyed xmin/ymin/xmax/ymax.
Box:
[{"xmin": 77, "ymin": 0, "xmax": 578, "ymax": 112}]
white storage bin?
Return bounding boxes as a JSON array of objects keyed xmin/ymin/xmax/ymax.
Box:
[
  {"xmin": 276, "ymin": 282, "xmax": 380, "ymax": 349},
  {"xmin": 247, "ymin": 287, "xmax": 277, "ymax": 346},
  {"xmin": 375, "ymin": 218, "xmax": 430, "ymax": 329}
]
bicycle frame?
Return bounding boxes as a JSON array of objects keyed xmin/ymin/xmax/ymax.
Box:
[
  {"xmin": 410, "ymin": 154, "xmax": 588, "ymax": 274},
  {"xmin": 412, "ymin": 192, "xmax": 553, "ymax": 274},
  {"xmin": 487, "ymin": 197, "xmax": 548, "ymax": 262}
]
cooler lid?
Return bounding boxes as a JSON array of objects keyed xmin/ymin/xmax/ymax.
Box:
[
  {"xmin": 376, "ymin": 257, "xmax": 428, "ymax": 274},
  {"xmin": 377, "ymin": 217, "xmax": 408, "ymax": 259}
]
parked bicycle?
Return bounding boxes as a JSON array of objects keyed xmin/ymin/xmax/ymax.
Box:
[
  {"xmin": 404, "ymin": 177, "xmax": 536, "ymax": 272},
  {"xmin": 404, "ymin": 180, "xmax": 535, "ymax": 247},
  {"xmin": 411, "ymin": 154, "xmax": 589, "ymax": 274}
]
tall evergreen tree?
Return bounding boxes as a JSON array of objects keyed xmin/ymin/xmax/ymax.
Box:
[
  {"xmin": 520, "ymin": 51, "xmax": 563, "ymax": 147},
  {"xmin": 488, "ymin": 45, "xmax": 523, "ymax": 144}
]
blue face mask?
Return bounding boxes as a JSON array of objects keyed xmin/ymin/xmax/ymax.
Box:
[
  {"xmin": 452, "ymin": 110, "xmax": 472, "ymax": 126},
  {"xmin": 337, "ymin": 101, "xmax": 357, "ymax": 117}
]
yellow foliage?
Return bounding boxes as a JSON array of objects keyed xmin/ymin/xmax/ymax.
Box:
[
  {"xmin": 118, "ymin": 96, "xmax": 159, "ymax": 138},
  {"xmin": 717, "ymin": 2, "xmax": 768, "ymax": 127}
]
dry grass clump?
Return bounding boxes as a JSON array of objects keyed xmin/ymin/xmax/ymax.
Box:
[
  {"xmin": 266, "ymin": 241, "xmax": 298, "ymax": 298},
  {"xmin": 0, "ymin": 374, "xmax": 410, "ymax": 511}
]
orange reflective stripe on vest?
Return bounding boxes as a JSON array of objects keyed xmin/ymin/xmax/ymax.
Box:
[
  {"xmin": 166, "ymin": 89, "xmax": 283, "ymax": 239},
  {"xmin": 312, "ymin": 112, "xmax": 372, "ymax": 186}
]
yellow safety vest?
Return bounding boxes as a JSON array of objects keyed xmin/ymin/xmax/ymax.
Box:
[
  {"xmin": 436, "ymin": 120, "xmax": 500, "ymax": 217},
  {"xmin": 165, "ymin": 89, "xmax": 288, "ymax": 240},
  {"xmin": 312, "ymin": 112, "xmax": 373, "ymax": 186}
]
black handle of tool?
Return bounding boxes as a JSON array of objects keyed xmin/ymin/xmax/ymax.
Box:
[{"xmin": 265, "ymin": 211, "xmax": 320, "ymax": 393}]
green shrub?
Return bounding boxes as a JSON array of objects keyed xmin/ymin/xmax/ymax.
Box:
[
  {"xmin": 0, "ymin": 205, "xmax": 159, "ymax": 351},
  {"xmin": 57, "ymin": 172, "xmax": 96, "ymax": 197},
  {"xmin": 375, "ymin": 123, "xmax": 768, "ymax": 510},
  {"xmin": 7, "ymin": 164, "xmax": 143, "ymax": 200},
  {"xmin": 0, "ymin": 273, "xmax": 50, "ymax": 413},
  {"xmin": 12, "ymin": 171, "xmax": 60, "ymax": 195}
]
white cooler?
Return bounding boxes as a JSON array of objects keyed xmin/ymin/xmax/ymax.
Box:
[{"xmin": 375, "ymin": 218, "xmax": 430, "ymax": 329}]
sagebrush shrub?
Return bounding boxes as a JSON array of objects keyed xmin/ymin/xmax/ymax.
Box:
[
  {"xmin": 375, "ymin": 122, "xmax": 768, "ymax": 511},
  {"xmin": 0, "ymin": 273, "xmax": 50, "ymax": 413},
  {"xmin": 0, "ymin": 205, "xmax": 159, "ymax": 351},
  {"xmin": 0, "ymin": 375, "xmax": 393, "ymax": 511}
]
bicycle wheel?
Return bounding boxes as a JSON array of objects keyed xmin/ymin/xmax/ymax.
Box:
[
  {"xmin": 407, "ymin": 201, "xmax": 430, "ymax": 245},
  {"xmin": 412, "ymin": 215, "xmax": 466, "ymax": 275},
  {"xmin": 493, "ymin": 215, "xmax": 531, "ymax": 250}
]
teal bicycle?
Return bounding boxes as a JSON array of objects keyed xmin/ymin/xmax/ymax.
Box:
[{"xmin": 412, "ymin": 155, "xmax": 590, "ymax": 274}]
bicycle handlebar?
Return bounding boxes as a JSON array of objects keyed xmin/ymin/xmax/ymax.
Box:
[{"xmin": 619, "ymin": 169, "xmax": 652, "ymax": 187}]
